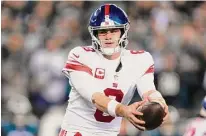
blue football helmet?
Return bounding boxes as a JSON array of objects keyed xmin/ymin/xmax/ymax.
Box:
[
  {"xmin": 200, "ymin": 96, "xmax": 206, "ymax": 117},
  {"xmin": 88, "ymin": 4, "xmax": 130, "ymax": 55}
]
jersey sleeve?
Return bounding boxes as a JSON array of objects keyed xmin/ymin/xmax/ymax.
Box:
[
  {"xmin": 136, "ymin": 52, "xmax": 156, "ymax": 98},
  {"xmin": 62, "ymin": 46, "xmax": 92, "ymax": 75},
  {"xmin": 62, "ymin": 46, "xmax": 103, "ymax": 102}
]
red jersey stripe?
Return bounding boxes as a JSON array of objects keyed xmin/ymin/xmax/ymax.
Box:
[
  {"xmin": 65, "ymin": 63, "xmax": 93, "ymax": 76},
  {"xmin": 67, "ymin": 57, "xmax": 84, "ymax": 65},
  {"xmin": 63, "ymin": 130, "xmax": 67, "ymax": 136},
  {"xmin": 144, "ymin": 64, "xmax": 154, "ymax": 75},
  {"xmin": 59, "ymin": 129, "xmax": 66, "ymax": 136},
  {"xmin": 105, "ymin": 4, "xmax": 110, "ymax": 16},
  {"xmin": 74, "ymin": 132, "xmax": 82, "ymax": 136},
  {"xmin": 67, "ymin": 60, "xmax": 82, "ymax": 65}
]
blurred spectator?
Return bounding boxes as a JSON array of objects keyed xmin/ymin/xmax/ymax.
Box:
[
  {"xmin": 28, "ymin": 32, "xmax": 69, "ymax": 118},
  {"xmin": 1, "ymin": 7, "xmax": 13, "ymax": 45},
  {"xmin": 32, "ymin": 1, "xmax": 54, "ymax": 25},
  {"xmin": 1, "ymin": 32, "xmax": 28, "ymax": 103},
  {"xmin": 38, "ymin": 105, "xmax": 65, "ymax": 136},
  {"xmin": 2, "ymin": 1, "xmax": 27, "ymax": 17},
  {"xmin": 1, "ymin": 93, "xmax": 39, "ymax": 136},
  {"xmin": 183, "ymin": 96, "xmax": 206, "ymax": 136},
  {"xmin": 24, "ymin": 16, "xmax": 44, "ymax": 55},
  {"xmin": 177, "ymin": 23, "xmax": 206, "ymax": 109}
]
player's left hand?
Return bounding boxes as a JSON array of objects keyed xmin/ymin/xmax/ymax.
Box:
[
  {"xmin": 161, "ymin": 103, "xmax": 170, "ymax": 125},
  {"xmin": 146, "ymin": 96, "xmax": 170, "ymax": 126},
  {"xmin": 142, "ymin": 90, "xmax": 170, "ymax": 126},
  {"xmin": 117, "ymin": 101, "xmax": 146, "ymax": 131}
]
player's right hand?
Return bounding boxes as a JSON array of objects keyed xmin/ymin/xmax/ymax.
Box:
[{"xmin": 117, "ymin": 101, "xmax": 146, "ymax": 131}]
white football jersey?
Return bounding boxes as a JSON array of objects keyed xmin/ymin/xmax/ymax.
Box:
[
  {"xmin": 61, "ymin": 46, "xmax": 156, "ymax": 135},
  {"xmin": 184, "ymin": 117, "xmax": 206, "ymax": 136}
]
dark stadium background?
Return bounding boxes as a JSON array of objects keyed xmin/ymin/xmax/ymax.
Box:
[{"xmin": 1, "ymin": 1, "xmax": 206, "ymax": 136}]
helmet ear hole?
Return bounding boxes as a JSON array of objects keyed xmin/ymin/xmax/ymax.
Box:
[
  {"xmin": 93, "ymin": 30, "xmax": 98, "ymax": 37},
  {"xmin": 120, "ymin": 28, "xmax": 124, "ymax": 37},
  {"xmin": 120, "ymin": 39, "xmax": 128, "ymax": 48}
]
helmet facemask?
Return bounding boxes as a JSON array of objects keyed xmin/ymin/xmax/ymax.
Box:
[{"xmin": 88, "ymin": 23, "xmax": 130, "ymax": 56}]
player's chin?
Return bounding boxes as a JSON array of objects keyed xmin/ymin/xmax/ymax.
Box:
[{"xmin": 102, "ymin": 43, "xmax": 115, "ymax": 48}]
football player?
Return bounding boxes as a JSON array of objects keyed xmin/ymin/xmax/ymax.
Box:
[
  {"xmin": 183, "ymin": 96, "xmax": 206, "ymax": 136},
  {"xmin": 59, "ymin": 4, "xmax": 169, "ymax": 136}
]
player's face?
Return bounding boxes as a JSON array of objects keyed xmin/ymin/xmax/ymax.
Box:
[{"xmin": 97, "ymin": 28, "xmax": 121, "ymax": 48}]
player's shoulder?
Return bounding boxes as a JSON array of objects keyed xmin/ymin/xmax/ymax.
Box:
[
  {"xmin": 68, "ymin": 46, "xmax": 96, "ymax": 59},
  {"xmin": 123, "ymin": 49, "xmax": 153, "ymax": 60},
  {"xmin": 123, "ymin": 49, "xmax": 154, "ymax": 71},
  {"xmin": 69, "ymin": 45, "xmax": 95, "ymax": 55}
]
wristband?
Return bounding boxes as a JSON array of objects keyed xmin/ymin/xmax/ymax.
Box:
[{"xmin": 107, "ymin": 100, "xmax": 119, "ymax": 117}]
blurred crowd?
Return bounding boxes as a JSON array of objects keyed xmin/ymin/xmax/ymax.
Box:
[{"xmin": 1, "ymin": 1, "xmax": 206, "ymax": 136}]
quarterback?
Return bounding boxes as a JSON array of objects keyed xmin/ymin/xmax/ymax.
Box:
[{"xmin": 59, "ymin": 4, "xmax": 168, "ymax": 136}]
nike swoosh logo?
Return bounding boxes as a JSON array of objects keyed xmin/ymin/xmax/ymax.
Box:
[{"xmin": 73, "ymin": 53, "xmax": 79, "ymax": 58}]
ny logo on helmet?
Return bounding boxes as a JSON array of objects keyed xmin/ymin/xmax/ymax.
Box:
[{"xmin": 101, "ymin": 15, "xmax": 115, "ymax": 26}]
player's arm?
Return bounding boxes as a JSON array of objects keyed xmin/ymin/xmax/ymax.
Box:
[
  {"xmin": 92, "ymin": 92, "xmax": 146, "ymax": 130},
  {"xmin": 136, "ymin": 52, "xmax": 170, "ymax": 125},
  {"xmin": 65, "ymin": 71, "xmax": 145, "ymax": 129},
  {"xmin": 64, "ymin": 64, "xmax": 145, "ymax": 130},
  {"xmin": 62, "ymin": 47, "xmax": 104, "ymax": 102},
  {"xmin": 135, "ymin": 52, "xmax": 164, "ymax": 103}
]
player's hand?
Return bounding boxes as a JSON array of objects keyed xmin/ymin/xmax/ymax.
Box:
[
  {"xmin": 117, "ymin": 101, "xmax": 146, "ymax": 131},
  {"xmin": 146, "ymin": 96, "xmax": 170, "ymax": 126},
  {"xmin": 161, "ymin": 104, "xmax": 170, "ymax": 125}
]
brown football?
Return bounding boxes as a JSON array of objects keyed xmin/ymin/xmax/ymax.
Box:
[{"xmin": 136, "ymin": 101, "xmax": 165, "ymax": 130}]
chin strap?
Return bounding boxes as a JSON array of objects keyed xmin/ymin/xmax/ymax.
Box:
[{"xmin": 101, "ymin": 46, "xmax": 121, "ymax": 55}]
